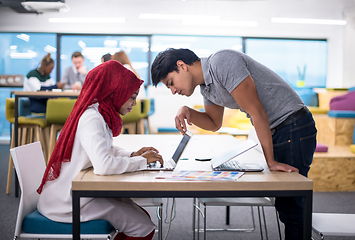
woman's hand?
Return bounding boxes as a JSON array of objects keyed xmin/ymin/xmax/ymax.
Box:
[
  {"xmin": 131, "ymin": 147, "xmax": 163, "ymax": 165},
  {"xmin": 131, "ymin": 147, "xmax": 159, "ymax": 157},
  {"xmin": 268, "ymin": 160, "xmax": 299, "ymax": 173},
  {"xmin": 141, "ymin": 150, "xmax": 163, "ymax": 165}
]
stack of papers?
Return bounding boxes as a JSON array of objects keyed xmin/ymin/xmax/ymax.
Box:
[{"xmin": 155, "ymin": 171, "xmax": 244, "ymax": 181}]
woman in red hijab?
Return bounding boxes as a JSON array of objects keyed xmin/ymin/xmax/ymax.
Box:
[{"xmin": 37, "ymin": 60, "xmax": 162, "ymax": 239}]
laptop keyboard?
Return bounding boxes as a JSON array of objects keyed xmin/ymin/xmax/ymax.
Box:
[
  {"xmin": 217, "ymin": 160, "xmax": 242, "ymax": 170},
  {"xmin": 148, "ymin": 159, "xmax": 174, "ymax": 169}
]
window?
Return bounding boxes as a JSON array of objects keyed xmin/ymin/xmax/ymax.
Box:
[
  {"xmin": 150, "ymin": 35, "xmax": 243, "ymax": 84},
  {"xmin": 244, "ymin": 38, "xmax": 327, "ymax": 88},
  {"xmin": 0, "ymin": 32, "xmax": 56, "ymax": 140},
  {"xmin": 60, "ymin": 35, "xmax": 150, "ymax": 85}
]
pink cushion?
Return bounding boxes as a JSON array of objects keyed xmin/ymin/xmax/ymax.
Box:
[
  {"xmin": 315, "ymin": 143, "xmax": 328, "ymax": 152},
  {"xmin": 329, "ymin": 91, "xmax": 355, "ymax": 111}
]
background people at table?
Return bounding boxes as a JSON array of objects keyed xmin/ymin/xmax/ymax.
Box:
[
  {"xmin": 151, "ymin": 48, "xmax": 317, "ymax": 240},
  {"xmin": 112, "ymin": 51, "xmax": 146, "ymax": 99},
  {"xmin": 60, "ymin": 51, "xmax": 87, "ymax": 90},
  {"xmin": 23, "ymin": 53, "xmax": 65, "ymax": 113},
  {"xmin": 101, "ymin": 53, "xmax": 112, "ymax": 63},
  {"xmin": 37, "ymin": 60, "xmax": 162, "ymax": 240}
]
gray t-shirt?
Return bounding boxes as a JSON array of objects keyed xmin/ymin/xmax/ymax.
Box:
[
  {"xmin": 200, "ymin": 49, "xmax": 304, "ymax": 129},
  {"xmin": 60, "ymin": 66, "xmax": 86, "ymax": 89}
]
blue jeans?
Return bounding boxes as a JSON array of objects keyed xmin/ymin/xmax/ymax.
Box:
[{"xmin": 272, "ymin": 110, "xmax": 317, "ymax": 240}]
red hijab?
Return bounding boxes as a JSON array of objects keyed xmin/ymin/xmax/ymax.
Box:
[{"xmin": 37, "ymin": 60, "xmax": 143, "ymax": 194}]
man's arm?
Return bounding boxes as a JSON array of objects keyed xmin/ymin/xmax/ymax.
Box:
[
  {"xmin": 230, "ymin": 75, "xmax": 298, "ymax": 172},
  {"xmin": 60, "ymin": 68, "xmax": 70, "ymax": 86},
  {"xmin": 175, "ymin": 103, "xmax": 224, "ymax": 133}
]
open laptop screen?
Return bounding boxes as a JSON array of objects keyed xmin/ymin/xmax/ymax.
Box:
[{"xmin": 171, "ymin": 131, "xmax": 193, "ymax": 162}]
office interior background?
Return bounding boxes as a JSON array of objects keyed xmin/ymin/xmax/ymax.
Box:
[{"xmin": 0, "ymin": 0, "xmax": 354, "ymax": 141}]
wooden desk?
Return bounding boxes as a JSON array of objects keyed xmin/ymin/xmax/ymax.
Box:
[{"xmin": 72, "ymin": 134, "xmax": 313, "ymax": 240}]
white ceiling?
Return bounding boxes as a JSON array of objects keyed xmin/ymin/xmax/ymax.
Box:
[{"xmin": 0, "ymin": 0, "xmax": 354, "ymax": 38}]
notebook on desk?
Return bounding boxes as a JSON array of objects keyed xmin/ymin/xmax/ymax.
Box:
[
  {"xmin": 211, "ymin": 139, "xmax": 264, "ymax": 172},
  {"xmin": 139, "ymin": 131, "xmax": 193, "ymax": 171}
]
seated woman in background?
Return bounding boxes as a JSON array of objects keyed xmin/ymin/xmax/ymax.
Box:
[
  {"xmin": 23, "ymin": 53, "xmax": 65, "ymax": 113},
  {"xmin": 37, "ymin": 60, "xmax": 162, "ymax": 240},
  {"xmin": 112, "ymin": 51, "xmax": 146, "ymax": 99}
]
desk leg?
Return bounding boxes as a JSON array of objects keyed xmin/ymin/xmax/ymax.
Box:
[
  {"xmin": 192, "ymin": 198, "xmax": 196, "ymax": 240},
  {"xmin": 303, "ymin": 190, "xmax": 313, "ymax": 240},
  {"xmin": 72, "ymin": 191, "xmax": 80, "ymax": 240},
  {"xmin": 14, "ymin": 96, "xmax": 19, "ymax": 198}
]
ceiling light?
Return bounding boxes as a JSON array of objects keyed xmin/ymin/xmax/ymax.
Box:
[
  {"xmin": 271, "ymin": 18, "xmax": 346, "ymax": 25},
  {"xmin": 44, "ymin": 45, "xmax": 57, "ymax": 53},
  {"xmin": 139, "ymin": 14, "xmax": 220, "ymax": 22},
  {"xmin": 21, "ymin": 1, "xmax": 70, "ymax": 13},
  {"xmin": 183, "ymin": 20, "xmax": 258, "ymax": 27},
  {"xmin": 78, "ymin": 41, "xmax": 86, "ymax": 48},
  {"xmin": 10, "ymin": 50, "xmax": 37, "ymax": 59},
  {"xmin": 17, "ymin": 34, "xmax": 30, "ymax": 42},
  {"xmin": 104, "ymin": 40, "xmax": 118, "ymax": 48},
  {"xmin": 119, "ymin": 41, "xmax": 149, "ymax": 49},
  {"xmin": 48, "ymin": 18, "xmax": 125, "ymax": 23}
]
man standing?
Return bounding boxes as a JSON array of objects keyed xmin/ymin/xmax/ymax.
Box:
[
  {"xmin": 151, "ymin": 48, "xmax": 317, "ymax": 240},
  {"xmin": 60, "ymin": 51, "xmax": 87, "ymax": 90}
]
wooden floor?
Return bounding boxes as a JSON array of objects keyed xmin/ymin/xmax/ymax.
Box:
[{"xmin": 309, "ymin": 146, "xmax": 355, "ymax": 191}]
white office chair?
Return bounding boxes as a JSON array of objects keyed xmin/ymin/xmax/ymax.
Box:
[
  {"xmin": 132, "ymin": 198, "xmax": 163, "ymax": 240},
  {"xmin": 312, "ymin": 213, "xmax": 355, "ymax": 239},
  {"xmin": 193, "ymin": 197, "xmax": 282, "ymax": 240},
  {"xmin": 10, "ymin": 141, "xmax": 117, "ymax": 239},
  {"xmin": 193, "ymin": 128, "xmax": 282, "ymax": 240}
]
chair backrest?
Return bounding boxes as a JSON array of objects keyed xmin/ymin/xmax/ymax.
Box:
[
  {"xmin": 121, "ymin": 100, "xmax": 143, "ymax": 123},
  {"xmin": 19, "ymin": 97, "xmax": 31, "ymax": 116},
  {"xmin": 5, "ymin": 98, "xmax": 15, "ymax": 123},
  {"xmin": 141, "ymin": 99, "xmax": 151, "ymax": 118},
  {"xmin": 10, "ymin": 142, "xmax": 46, "ymax": 237},
  {"xmin": 46, "ymin": 98, "xmax": 76, "ymax": 124}
]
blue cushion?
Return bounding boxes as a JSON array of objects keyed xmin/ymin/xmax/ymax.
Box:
[
  {"xmin": 22, "ymin": 210, "xmax": 114, "ymax": 234},
  {"xmin": 19, "ymin": 98, "xmax": 31, "ymax": 116},
  {"xmin": 327, "ymin": 110, "xmax": 355, "ymax": 118},
  {"xmin": 157, "ymin": 127, "xmax": 179, "ymax": 133}
]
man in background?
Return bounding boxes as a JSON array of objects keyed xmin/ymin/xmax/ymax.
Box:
[{"xmin": 60, "ymin": 51, "xmax": 87, "ymax": 90}]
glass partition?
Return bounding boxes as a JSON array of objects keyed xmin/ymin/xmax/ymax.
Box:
[
  {"xmin": 245, "ymin": 38, "xmax": 327, "ymax": 88},
  {"xmin": 150, "ymin": 35, "xmax": 243, "ymax": 85},
  {"xmin": 0, "ymin": 32, "xmax": 56, "ymax": 140},
  {"xmin": 60, "ymin": 35, "xmax": 150, "ymax": 85},
  {"xmin": 0, "ymin": 33, "xmax": 329, "ymax": 141}
]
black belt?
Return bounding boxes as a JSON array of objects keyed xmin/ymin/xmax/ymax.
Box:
[{"xmin": 271, "ymin": 107, "xmax": 309, "ymax": 135}]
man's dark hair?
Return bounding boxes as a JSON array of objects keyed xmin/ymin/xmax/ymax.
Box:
[
  {"xmin": 151, "ymin": 48, "xmax": 200, "ymax": 86},
  {"xmin": 72, "ymin": 51, "xmax": 83, "ymax": 59},
  {"xmin": 101, "ymin": 53, "xmax": 112, "ymax": 62}
]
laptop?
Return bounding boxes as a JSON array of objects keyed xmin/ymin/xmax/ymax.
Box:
[
  {"xmin": 211, "ymin": 139, "xmax": 264, "ymax": 172},
  {"xmin": 140, "ymin": 130, "xmax": 193, "ymax": 171}
]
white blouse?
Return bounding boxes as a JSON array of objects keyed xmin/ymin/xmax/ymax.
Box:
[
  {"xmin": 23, "ymin": 76, "xmax": 56, "ymax": 92},
  {"xmin": 37, "ymin": 103, "xmax": 147, "ymax": 222}
]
